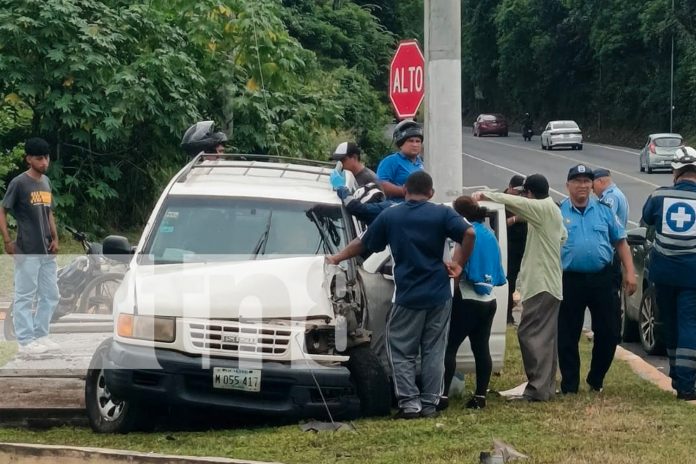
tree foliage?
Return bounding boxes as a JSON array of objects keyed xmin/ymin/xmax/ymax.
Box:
[
  {"xmin": 461, "ymin": 0, "xmax": 696, "ymax": 143},
  {"xmin": 0, "ymin": 0, "xmax": 394, "ymax": 232}
]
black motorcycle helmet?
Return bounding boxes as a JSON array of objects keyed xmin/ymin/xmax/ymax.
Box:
[
  {"xmin": 181, "ymin": 121, "xmax": 228, "ymax": 157},
  {"xmin": 392, "ymin": 119, "xmax": 423, "ymax": 147}
]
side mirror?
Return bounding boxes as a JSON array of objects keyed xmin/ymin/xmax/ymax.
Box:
[
  {"xmin": 626, "ymin": 227, "xmax": 647, "ymax": 246},
  {"xmin": 103, "ymin": 235, "xmax": 132, "ymax": 263}
]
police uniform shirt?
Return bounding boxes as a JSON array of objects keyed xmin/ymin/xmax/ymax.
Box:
[
  {"xmin": 560, "ymin": 197, "xmax": 626, "ymax": 273},
  {"xmin": 599, "ymin": 183, "xmax": 630, "ymax": 228}
]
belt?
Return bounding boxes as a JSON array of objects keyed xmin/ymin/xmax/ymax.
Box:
[{"xmin": 563, "ymin": 265, "xmax": 612, "ymax": 277}]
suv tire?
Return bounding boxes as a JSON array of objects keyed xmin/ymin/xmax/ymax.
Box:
[
  {"xmin": 85, "ymin": 338, "xmax": 151, "ymax": 433},
  {"xmin": 638, "ymin": 287, "xmax": 665, "ymax": 355},
  {"xmin": 344, "ymin": 344, "xmax": 391, "ymax": 417},
  {"xmin": 620, "ymin": 287, "xmax": 639, "ymax": 342}
]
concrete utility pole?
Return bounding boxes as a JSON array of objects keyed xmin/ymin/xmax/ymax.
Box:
[{"xmin": 424, "ymin": 0, "xmax": 462, "ymax": 203}]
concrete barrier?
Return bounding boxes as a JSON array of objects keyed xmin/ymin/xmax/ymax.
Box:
[{"xmin": 0, "ymin": 443, "xmax": 282, "ymax": 464}]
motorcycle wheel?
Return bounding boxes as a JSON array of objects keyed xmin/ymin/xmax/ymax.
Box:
[{"xmin": 78, "ymin": 273, "xmax": 124, "ymax": 315}]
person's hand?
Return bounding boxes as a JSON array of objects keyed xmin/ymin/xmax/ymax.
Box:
[
  {"xmin": 325, "ymin": 255, "xmax": 340, "ymax": 265},
  {"xmin": 506, "ymin": 216, "xmax": 516, "ymax": 227},
  {"xmin": 471, "ymin": 191, "xmax": 486, "ymax": 202},
  {"xmin": 3, "ymin": 241, "xmax": 15, "ymax": 255},
  {"xmin": 329, "ymin": 170, "xmax": 346, "ymax": 190},
  {"xmin": 623, "ymin": 272, "xmax": 637, "ymax": 296},
  {"xmin": 48, "ymin": 238, "xmax": 59, "ymax": 254},
  {"xmin": 445, "ymin": 261, "xmax": 462, "ymax": 279}
]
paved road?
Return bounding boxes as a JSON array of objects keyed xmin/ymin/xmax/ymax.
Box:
[
  {"xmin": 461, "ymin": 132, "xmax": 673, "ymax": 226},
  {"xmin": 460, "ymin": 131, "xmax": 670, "ymax": 370}
]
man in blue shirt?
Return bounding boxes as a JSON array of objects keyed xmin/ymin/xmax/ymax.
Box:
[
  {"xmin": 376, "ymin": 120, "xmax": 424, "ymax": 201},
  {"xmin": 327, "ymin": 171, "xmax": 475, "ymax": 419},
  {"xmin": 558, "ymin": 164, "xmax": 636, "ymax": 394},
  {"xmin": 641, "ymin": 147, "xmax": 696, "ymax": 400},
  {"xmin": 592, "ymin": 169, "xmax": 629, "ymax": 228}
]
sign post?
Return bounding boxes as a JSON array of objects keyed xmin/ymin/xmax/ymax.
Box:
[{"xmin": 389, "ymin": 40, "xmax": 425, "ymax": 120}]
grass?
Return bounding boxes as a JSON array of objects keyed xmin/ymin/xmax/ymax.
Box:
[
  {"xmin": 0, "ymin": 341, "xmax": 17, "ymax": 367},
  {"xmin": 0, "ymin": 329, "xmax": 694, "ymax": 463}
]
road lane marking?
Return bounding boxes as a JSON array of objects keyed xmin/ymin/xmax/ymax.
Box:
[
  {"xmin": 584, "ymin": 142, "xmax": 639, "ymax": 156},
  {"xmin": 465, "ymin": 138, "xmax": 661, "ymax": 188},
  {"xmin": 462, "ymin": 151, "xmax": 639, "ymax": 227}
]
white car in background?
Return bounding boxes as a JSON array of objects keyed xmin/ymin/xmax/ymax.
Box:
[
  {"xmin": 541, "ymin": 120, "xmax": 583, "ymax": 151},
  {"xmin": 639, "ymin": 133, "xmax": 683, "ymax": 174}
]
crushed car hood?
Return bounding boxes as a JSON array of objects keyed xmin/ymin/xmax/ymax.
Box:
[{"xmin": 127, "ymin": 256, "xmax": 334, "ymax": 320}]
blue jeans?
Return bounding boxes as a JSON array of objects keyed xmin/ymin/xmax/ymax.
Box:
[
  {"xmin": 655, "ymin": 285, "xmax": 696, "ymax": 394},
  {"xmin": 386, "ymin": 299, "xmax": 452, "ymax": 413},
  {"xmin": 13, "ymin": 255, "xmax": 59, "ymax": 346}
]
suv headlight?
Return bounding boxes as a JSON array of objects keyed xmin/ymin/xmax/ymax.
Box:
[{"xmin": 117, "ymin": 314, "xmax": 176, "ymax": 343}]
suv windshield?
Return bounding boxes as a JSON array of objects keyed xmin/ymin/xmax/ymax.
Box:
[
  {"xmin": 654, "ymin": 137, "xmax": 682, "ymax": 148},
  {"xmin": 141, "ymin": 196, "xmax": 347, "ymax": 264}
]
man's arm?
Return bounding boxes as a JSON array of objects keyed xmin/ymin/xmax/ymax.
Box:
[
  {"xmin": 379, "ymin": 181, "xmax": 404, "ymax": 198},
  {"xmin": 48, "ymin": 209, "xmax": 59, "ymax": 253},
  {"xmin": 615, "ymin": 239, "xmax": 637, "ymax": 296},
  {"xmin": 475, "ymin": 191, "xmax": 543, "ymax": 226},
  {"xmin": 641, "ymin": 194, "xmax": 656, "ymax": 226},
  {"xmin": 447, "ymin": 228, "xmax": 475, "ymax": 279},
  {"xmin": 0, "ymin": 206, "xmax": 14, "ymax": 255},
  {"xmin": 326, "ymin": 238, "xmax": 365, "ymax": 265}
]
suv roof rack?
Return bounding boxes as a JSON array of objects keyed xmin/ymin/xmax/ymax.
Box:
[{"xmin": 176, "ymin": 153, "xmax": 336, "ymax": 183}]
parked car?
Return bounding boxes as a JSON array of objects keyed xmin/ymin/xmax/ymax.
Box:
[
  {"xmin": 84, "ymin": 155, "xmax": 509, "ymax": 432},
  {"xmin": 473, "ymin": 114, "xmax": 508, "ymax": 137},
  {"xmin": 620, "ymin": 226, "xmax": 665, "ymax": 355},
  {"xmin": 540, "ymin": 120, "xmax": 583, "ymax": 150},
  {"xmin": 639, "ymin": 133, "xmax": 683, "ymax": 174}
]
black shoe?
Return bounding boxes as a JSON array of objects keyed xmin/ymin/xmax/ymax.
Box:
[
  {"xmin": 392, "ymin": 409, "xmax": 420, "ymax": 420},
  {"xmin": 586, "ymin": 380, "xmax": 603, "ymax": 393},
  {"xmin": 436, "ymin": 396, "xmax": 449, "ymax": 411},
  {"xmin": 420, "ymin": 408, "xmax": 440, "ymax": 418},
  {"xmin": 465, "ymin": 395, "xmax": 486, "ymax": 409},
  {"xmin": 677, "ymin": 391, "xmax": 696, "ymax": 401}
]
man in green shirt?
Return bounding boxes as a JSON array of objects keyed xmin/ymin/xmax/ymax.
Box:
[{"xmin": 473, "ymin": 174, "xmax": 566, "ymax": 401}]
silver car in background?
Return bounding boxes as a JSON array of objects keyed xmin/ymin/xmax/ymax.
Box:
[
  {"xmin": 541, "ymin": 120, "xmax": 583, "ymax": 151},
  {"xmin": 639, "ymin": 133, "xmax": 683, "ymax": 174}
]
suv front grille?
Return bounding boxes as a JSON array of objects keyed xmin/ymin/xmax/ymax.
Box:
[{"xmin": 185, "ymin": 320, "xmax": 294, "ymax": 357}]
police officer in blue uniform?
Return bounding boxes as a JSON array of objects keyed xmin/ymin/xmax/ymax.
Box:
[
  {"xmin": 593, "ymin": 168, "xmax": 631, "ymax": 337},
  {"xmin": 592, "ymin": 169, "xmax": 629, "ymax": 228},
  {"xmin": 641, "ymin": 147, "xmax": 696, "ymax": 400},
  {"xmin": 558, "ymin": 165, "xmax": 637, "ymax": 394}
]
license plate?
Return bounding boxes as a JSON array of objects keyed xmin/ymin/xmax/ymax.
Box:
[{"xmin": 213, "ymin": 367, "xmax": 261, "ymax": 392}]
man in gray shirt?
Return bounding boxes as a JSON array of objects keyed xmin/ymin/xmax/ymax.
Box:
[
  {"xmin": 330, "ymin": 142, "xmax": 378, "ymax": 187},
  {"xmin": 0, "ymin": 137, "xmax": 60, "ymax": 355}
]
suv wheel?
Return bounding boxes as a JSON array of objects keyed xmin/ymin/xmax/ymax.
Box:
[
  {"xmin": 638, "ymin": 287, "xmax": 665, "ymax": 355},
  {"xmin": 620, "ymin": 287, "xmax": 639, "ymax": 342},
  {"xmin": 85, "ymin": 339, "xmax": 150, "ymax": 433},
  {"xmin": 344, "ymin": 344, "xmax": 391, "ymax": 417}
]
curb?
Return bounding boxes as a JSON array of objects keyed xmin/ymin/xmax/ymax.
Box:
[
  {"xmin": 615, "ymin": 345, "xmax": 673, "ymax": 394},
  {"xmin": 0, "ymin": 443, "xmax": 283, "ymax": 464}
]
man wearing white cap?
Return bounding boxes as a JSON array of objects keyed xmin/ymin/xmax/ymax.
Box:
[{"xmin": 330, "ymin": 142, "xmax": 378, "ymax": 187}]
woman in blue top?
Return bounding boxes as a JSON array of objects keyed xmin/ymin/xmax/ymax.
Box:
[{"xmin": 443, "ymin": 196, "xmax": 506, "ymax": 410}]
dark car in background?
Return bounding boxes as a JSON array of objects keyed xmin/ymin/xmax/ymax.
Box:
[
  {"xmin": 621, "ymin": 226, "xmax": 665, "ymax": 355},
  {"xmin": 473, "ymin": 114, "xmax": 508, "ymax": 137}
]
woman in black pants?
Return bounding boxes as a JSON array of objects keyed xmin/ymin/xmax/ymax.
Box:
[{"xmin": 443, "ymin": 196, "xmax": 505, "ymax": 409}]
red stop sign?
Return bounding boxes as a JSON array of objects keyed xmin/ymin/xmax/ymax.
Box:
[{"xmin": 389, "ymin": 40, "xmax": 425, "ymax": 119}]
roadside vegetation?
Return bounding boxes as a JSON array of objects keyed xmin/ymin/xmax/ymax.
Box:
[{"xmin": 0, "ymin": 329, "xmax": 694, "ymax": 463}]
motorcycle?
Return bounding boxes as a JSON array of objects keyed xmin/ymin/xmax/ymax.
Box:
[
  {"xmin": 3, "ymin": 226, "xmax": 125, "ymax": 341},
  {"xmin": 523, "ymin": 126, "xmax": 534, "ymax": 141}
]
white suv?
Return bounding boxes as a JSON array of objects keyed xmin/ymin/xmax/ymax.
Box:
[{"xmin": 85, "ymin": 155, "xmax": 508, "ymax": 433}]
